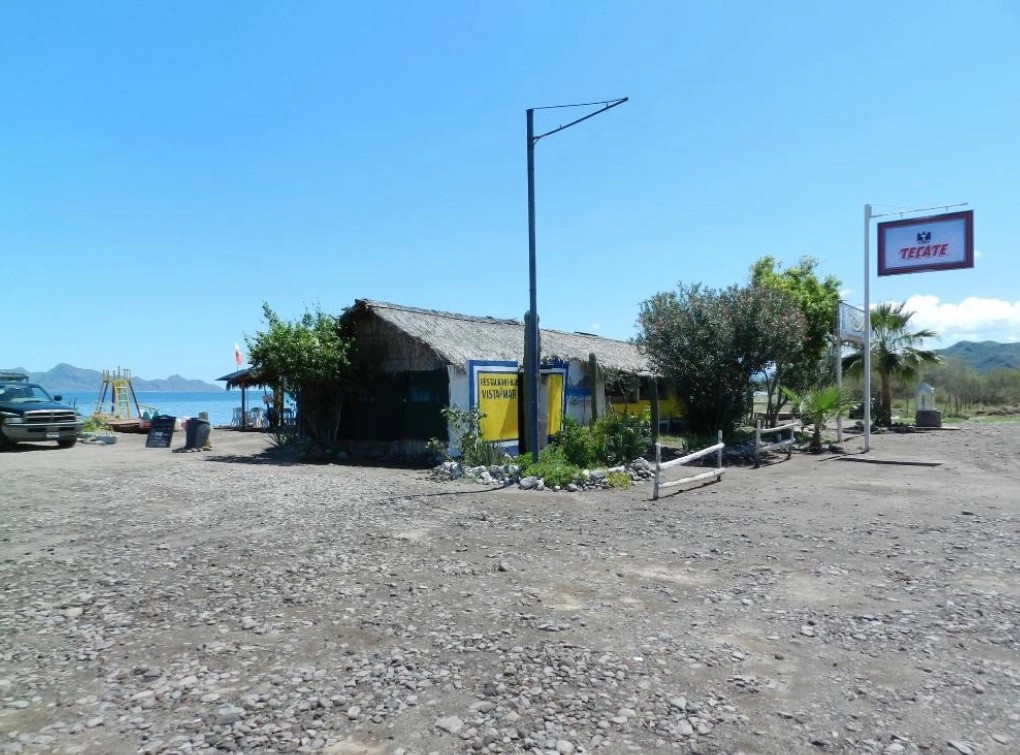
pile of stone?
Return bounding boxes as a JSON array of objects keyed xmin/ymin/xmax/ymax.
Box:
[
  {"xmin": 77, "ymin": 432, "xmax": 117, "ymax": 445},
  {"xmin": 431, "ymin": 456, "xmax": 656, "ymax": 492}
]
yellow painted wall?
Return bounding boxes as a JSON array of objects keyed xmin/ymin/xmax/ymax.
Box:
[
  {"xmin": 545, "ymin": 372, "xmax": 564, "ymax": 436},
  {"xmin": 608, "ymin": 393, "xmax": 685, "ymax": 419}
]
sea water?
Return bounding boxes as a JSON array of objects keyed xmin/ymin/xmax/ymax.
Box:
[{"xmin": 59, "ymin": 390, "xmax": 274, "ymax": 427}]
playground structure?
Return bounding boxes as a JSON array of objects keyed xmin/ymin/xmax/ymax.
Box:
[{"xmin": 93, "ymin": 368, "xmax": 159, "ymax": 431}]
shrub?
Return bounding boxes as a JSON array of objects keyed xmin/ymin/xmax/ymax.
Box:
[
  {"xmin": 594, "ymin": 410, "xmax": 652, "ymax": 465},
  {"xmin": 431, "ymin": 405, "xmax": 510, "ymax": 467},
  {"xmin": 555, "ymin": 417, "xmax": 602, "ymax": 468},
  {"xmin": 606, "ymin": 471, "xmax": 632, "ymax": 488},
  {"xmin": 519, "ymin": 444, "xmax": 582, "ymax": 488},
  {"xmin": 81, "ymin": 415, "xmax": 113, "ymax": 434}
]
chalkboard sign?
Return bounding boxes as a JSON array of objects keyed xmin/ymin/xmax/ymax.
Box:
[{"xmin": 145, "ymin": 415, "xmax": 176, "ymax": 449}]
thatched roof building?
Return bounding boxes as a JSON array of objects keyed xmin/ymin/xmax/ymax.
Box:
[{"xmin": 345, "ymin": 299, "xmax": 649, "ymax": 375}]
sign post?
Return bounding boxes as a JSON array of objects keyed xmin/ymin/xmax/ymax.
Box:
[
  {"xmin": 864, "ymin": 204, "xmax": 873, "ymax": 451},
  {"xmin": 861, "ymin": 204, "xmax": 972, "ymax": 451}
]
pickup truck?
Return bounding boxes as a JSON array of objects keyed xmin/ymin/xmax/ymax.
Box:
[{"xmin": 0, "ymin": 372, "xmax": 83, "ymax": 450}]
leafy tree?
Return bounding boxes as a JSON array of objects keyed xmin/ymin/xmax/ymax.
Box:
[
  {"xmin": 246, "ymin": 304, "xmax": 355, "ymax": 446},
  {"xmin": 636, "ymin": 283, "xmax": 805, "ymax": 437},
  {"xmin": 750, "ymin": 256, "xmax": 842, "ymax": 425},
  {"xmin": 782, "ymin": 385, "xmax": 856, "ymax": 452},
  {"xmin": 843, "ymin": 302, "xmax": 941, "ymax": 425}
]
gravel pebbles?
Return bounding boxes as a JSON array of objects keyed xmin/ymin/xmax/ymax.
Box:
[{"xmin": 1, "ymin": 424, "xmax": 1018, "ymax": 753}]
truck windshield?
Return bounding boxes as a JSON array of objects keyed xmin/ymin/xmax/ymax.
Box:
[{"xmin": 0, "ymin": 383, "xmax": 54, "ymax": 402}]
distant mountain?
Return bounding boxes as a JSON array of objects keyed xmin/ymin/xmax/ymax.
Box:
[
  {"xmin": 936, "ymin": 341, "xmax": 1020, "ymax": 373},
  {"xmin": 0, "ymin": 363, "xmax": 222, "ymax": 392}
]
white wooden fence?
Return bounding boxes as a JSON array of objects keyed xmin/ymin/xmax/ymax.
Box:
[
  {"xmin": 652, "ymin": 430, "xmax": 725, "ymax": 500},
  {"xmin": 753, "ymin": 420, "xmax": 799, "ymax": 468}
]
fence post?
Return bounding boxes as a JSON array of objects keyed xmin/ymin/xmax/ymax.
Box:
[
  {"xmin": 787, "ymin": 423, "xmax": 794, "ymax": 459},
  {"xmin": 653, "ymin": 442, "xmax": 661, "ymax": 500},
  {"xmin": 650, "ymin": 377, "xmax": 660, "ymax": 443},
  {"xmin": 754, "ymin": 420, "xmax": 761, "ymax": 468},
  {"xmin": 717, "ymin": 429, "xmax": 723, "ymax": 470}
]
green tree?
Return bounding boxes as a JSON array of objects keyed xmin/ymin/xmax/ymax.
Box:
[
  {"xmin": 750, "ymin": 256, "xmax": 842, "ymax": 425},
  {"xmin": 636, "ymin": 283, "xmax": 806, "ymax": 437},
  {"xmin": 782, "ymin": 385, "xmax": 856, "ymax": 453},
  {"xmin": 843, "ymin": 302, "xmax": 941, "ymax": 425},
  {"xmin": 246, "ymin": 304, "xmax": 355, "ymax": 446}
]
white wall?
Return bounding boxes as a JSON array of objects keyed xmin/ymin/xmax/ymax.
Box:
[
  {"xmin": 562, "ymin": 358, "xmax": 605, "ymax": 425},
  {"xmin": 446, "ymin": 365, "xmax": 470, "ymax": 456}
]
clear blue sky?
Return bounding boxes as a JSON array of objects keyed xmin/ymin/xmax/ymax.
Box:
[{"xmin": 3, "ymin": 1, "xmax": 1018, "ymax": 384}]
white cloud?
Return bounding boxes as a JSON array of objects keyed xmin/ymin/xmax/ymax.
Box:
[
  {"xmin": 590, "ymin": 322, "xmax": 602, "ymax": 332},
  {"xmin": 901, "ymin": 294, "xmax": 1020, "ymax": 345}
]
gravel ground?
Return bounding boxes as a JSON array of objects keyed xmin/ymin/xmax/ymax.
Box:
[{"xmin": 1, "ymin": 424, "xmax": 1018, "ymax": 755}]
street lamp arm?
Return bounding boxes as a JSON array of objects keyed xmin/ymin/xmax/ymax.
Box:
[{"xmin": 533, "ymin": 97, "xmax": 629, "ymax": 142}]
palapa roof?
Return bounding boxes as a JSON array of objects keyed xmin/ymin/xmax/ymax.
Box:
[
  {"xmin": 348, "ymin": 299, "xmax": 650, "ymax": 375},
  {"xmin": 216, "ymin": 367, "xmax": 273, "ymax": 390}
]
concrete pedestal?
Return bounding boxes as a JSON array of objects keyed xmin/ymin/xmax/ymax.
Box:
[{"xmin": 914, "ymin": 409, "xmax": 942, "ymax": 428}]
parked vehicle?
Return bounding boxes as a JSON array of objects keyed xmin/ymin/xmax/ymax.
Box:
[{"xmin": 0, "ymin": 372, "xmax": 83, "ymax": 450}]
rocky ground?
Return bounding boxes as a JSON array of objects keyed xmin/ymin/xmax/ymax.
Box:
[{"xmin": 0, "ymin": 423, "xmax": 1017, "ymax": 754}]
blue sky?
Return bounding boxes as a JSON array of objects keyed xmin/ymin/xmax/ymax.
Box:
[{"xmin": 3, "ymin": 1, "xmax": 1018, "ymax": 383}]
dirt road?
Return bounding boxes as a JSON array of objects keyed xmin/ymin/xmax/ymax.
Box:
[{"xmin": 1, "ymin": 424, "xmax": 1017, "ymax": 754}]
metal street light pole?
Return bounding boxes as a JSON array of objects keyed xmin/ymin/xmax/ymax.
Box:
[{"xmin": 525, "ymin": 97, "xmax": 628, "ymax": 462}]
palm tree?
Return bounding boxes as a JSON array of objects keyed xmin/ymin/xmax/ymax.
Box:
[
  {"xmin": 843, "ymin": 302, "xmax": 942, "ymax": 425},
  {"xmin": 783, "ymin": 386, "xmax": 857, "ymax": 452}
]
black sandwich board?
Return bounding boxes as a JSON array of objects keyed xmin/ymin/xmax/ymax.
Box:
[{"xmin": 145, "ymin": 416, "xmax": 176, "ymax": 449}]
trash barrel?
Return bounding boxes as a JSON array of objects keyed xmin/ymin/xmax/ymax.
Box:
[{"xmin": 185, "ymin": 418, "xmax": 211, "ymax": 450}]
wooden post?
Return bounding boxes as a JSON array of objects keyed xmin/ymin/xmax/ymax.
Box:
[
  {"xmin": 523, "ymin": 312, "xmax": 536, "ymax": 457},
  {"xmin": 650, "ymin": 377, "xmax": 660, "ymax": 443},
  {"xmin": 717, "ymin": 429, "xmax": 723, "ymax": 470},
  {"xmin": 754, "ymin": 420, "xmax": 761, "ymax": 468},
  {"xmin": 653, "ymin": 442, "xmax": 661, "ymax": 500},
  {"xmin": 588, "ymin": 353, "xmax": 598, "ymax": 423}
]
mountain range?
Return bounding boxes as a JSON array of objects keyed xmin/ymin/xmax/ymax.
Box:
[
  {"xmin": 5, "ymin": 342, "xmax": 1017, "ymax": 391},
  {"xmin": 935, "ymin": 341, "xmax": 1020, "ymax": 374},
  {"xmin": 0, "ymin": 363, "xmax": 222, "ymax": 392}
]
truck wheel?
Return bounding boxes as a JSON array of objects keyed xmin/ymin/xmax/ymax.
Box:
[
  {"xmin": 0, "ymin": 431, "xmax": 14, "ymax": 451},
  {"xmin": 58, "ymin": 437, "xmax": 78, "ymax": 449}
]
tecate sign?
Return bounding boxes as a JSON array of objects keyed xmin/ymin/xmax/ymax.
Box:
[{"xmin": 877, "ymin": 210, "xmax": 974, "ymax": 276}]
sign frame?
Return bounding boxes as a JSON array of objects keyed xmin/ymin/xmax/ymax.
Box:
[
  {"xmin": 145, "ymin": 415, "xmax": 176, "ymax": 449},
  {"xmin": 836, "ymin": 301, "xmax": 868, "ymax": 345},
  {"xmin": 877, "ymin": 209, "xmax": 973, "ymax": 277}
]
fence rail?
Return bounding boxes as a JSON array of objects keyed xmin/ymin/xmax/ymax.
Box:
[
  {"xmin": 653, "ymin": 430, "xmax": 725, "ymax": 500},
  {"xmin": 753, "ymin": 420, "xmax": 799, "ymax": 468}
]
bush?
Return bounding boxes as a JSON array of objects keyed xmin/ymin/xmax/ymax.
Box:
[
  {"xmin": 594, "ymin": 410, "xmax": 652, "ymax": 465},
  {"xmin": 606, "ymin": 471, "xmax": 632, "ymax": 488},
  {"xmin": 517, "ymin": 444, "xmax": 582, "ymax": 488},
  {"xmin": 81, "ymin": 415, "xmax": 113, "ymax": 434},
  {"xmin": 556, "ymin": 416, "xmax": 602, "ymax": 468},
  {"xmin": 430, "ymin": 405, "xmax": 510, "ymax": 467}
]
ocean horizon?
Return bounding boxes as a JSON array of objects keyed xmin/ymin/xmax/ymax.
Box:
[{"xmin": 61, "ymin": 389, "xmax": 276, "ymax": 427}]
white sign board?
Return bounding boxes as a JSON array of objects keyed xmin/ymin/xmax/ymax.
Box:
[
  {"xmin": 837, "ymin": 301, "xmax": 867, "ymax": 344},
  {"xmin": 877, "ymin": 210, "xmax": 973, "ymax": 276}
]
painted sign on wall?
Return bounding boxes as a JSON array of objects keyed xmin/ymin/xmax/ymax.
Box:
[
  {"xmin": 877, "ymin": 210, "xmax": 974, "ymax": 276},
  {"xmin": 467, "ymin": 361, "xmax": 520, "ymax": 444}
]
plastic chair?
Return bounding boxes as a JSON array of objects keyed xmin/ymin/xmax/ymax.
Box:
[
  {"xmin": 231, "ymin": 407, "xmax": 244, "ymax": 427},
  {"xmin": 248, "ymin": 408, "xmax": 264, "ymax": 428}
]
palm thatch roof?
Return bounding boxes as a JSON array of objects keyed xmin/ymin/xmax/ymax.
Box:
[
  {"xmin": 216, "ymin": 367, "xmax": 273, "ymax": 390},
  {"xmin": 347, "ymin": 299, "xmax": 650, "ymax": 375}
]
